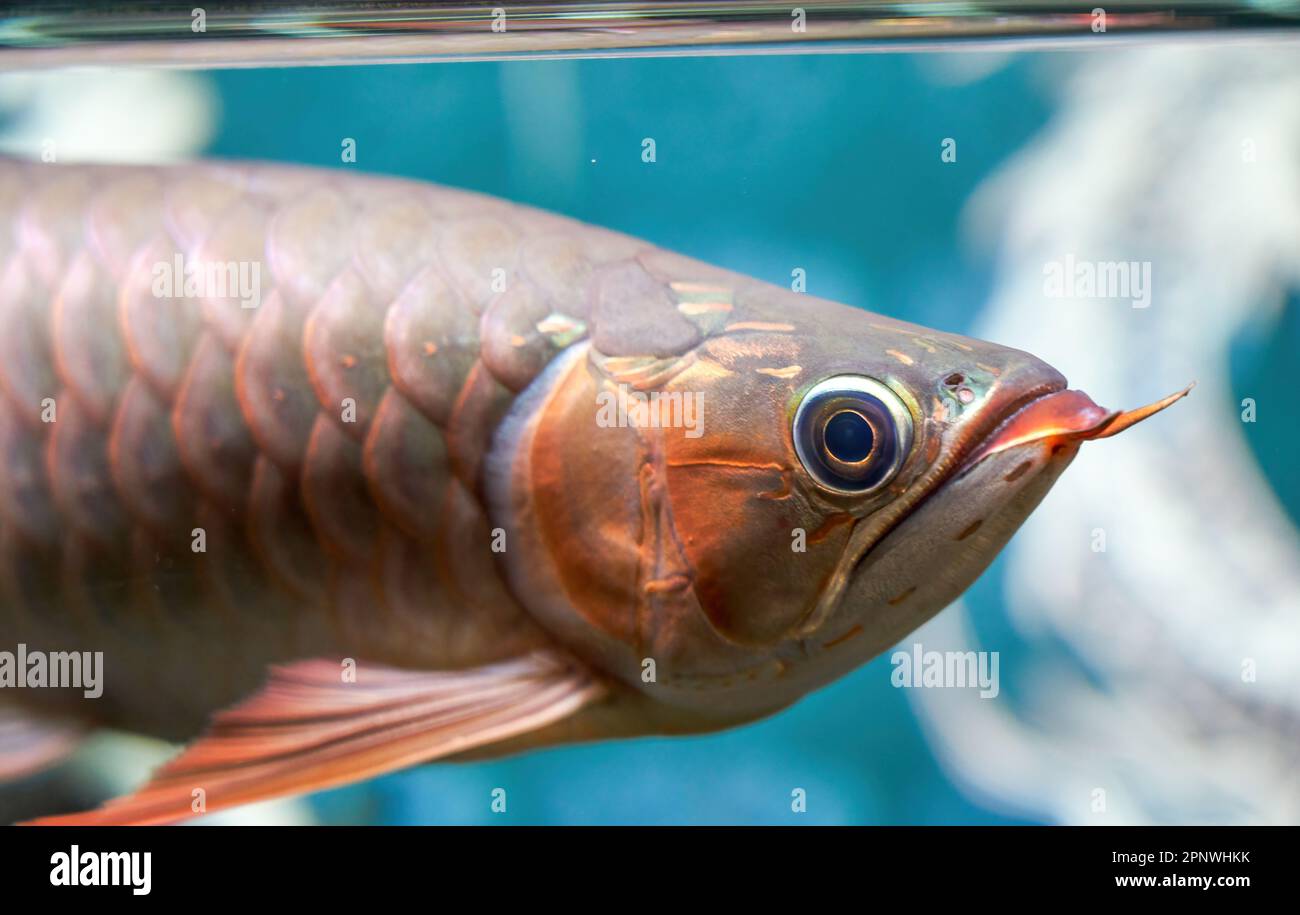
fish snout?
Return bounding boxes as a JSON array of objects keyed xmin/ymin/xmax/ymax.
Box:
[
  {"xmin": 923, "ymin": 346, "xmax": 1069, "ymax": 468},
  {"xmin": 973, "ymin": 349, "xmax": 1069, "ymax": 421}
]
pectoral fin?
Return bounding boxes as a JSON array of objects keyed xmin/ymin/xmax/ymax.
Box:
[{"xmin": 23, "ymin": 651, "xmax": 605, "ymax": 825}]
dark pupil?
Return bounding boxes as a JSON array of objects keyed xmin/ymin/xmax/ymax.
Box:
[{"xmin": 824, "ymin": 410, "xmax": 874, "ymax": 463}]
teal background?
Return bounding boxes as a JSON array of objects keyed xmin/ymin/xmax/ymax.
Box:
[{"xmin": 197, "ymin": 54, "xmax": 1294, "ymax": 825}]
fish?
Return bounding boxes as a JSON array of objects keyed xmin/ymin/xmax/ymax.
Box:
[{"xmin": 0, "ymin": 158, "xmax": 1189, "ymax": 824}]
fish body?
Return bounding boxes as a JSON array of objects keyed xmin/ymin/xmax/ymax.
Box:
[{"xmin": 0, "ymin": 159, "xmax": 1185, "ymax": 822}]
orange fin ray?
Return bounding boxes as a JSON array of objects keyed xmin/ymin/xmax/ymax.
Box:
[{"xmin": 23, "ymin": 652, "xmax": 604, "ymax": 825}]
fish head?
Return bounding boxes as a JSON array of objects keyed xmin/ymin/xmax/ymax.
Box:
[{"xmin": 487, "ymin": 283, "xmax": 1189, "ymax": 727}]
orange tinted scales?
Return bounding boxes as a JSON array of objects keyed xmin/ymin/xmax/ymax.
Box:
[
  {"xmin": 303, "ymin": 268, "xmax": 390, "ymax": 439},
  {"xmin": 383, "ymin": 268, "xmax": 479, "ymax": 426},
  {"xmin": 194, "ymin": 201, "xmax": 266, "ymax": 350},
  {"xmin": 247, "ymin": 457, "xmax": 327, "ymax": 603},
  {"xmin": 46, "ymin": 392, "xmax": 128, "ymax": 548},
  {"xmin": 108, "ymin": 377, "xmax": 194, "ymax": 536},
  {"xmin": 235, "ymin": 293, "xmax": 318, "ymax": 469},
  {"xmin": 438, "ymin": 216, "xmax": 520, "ymax": 309},
  {"xmin": 0, "ymin": 161, "xmax": 629, "ymax": 736},
  {"xmin": 54, "ymin": 253, "xmax": 129, "ymax": 424},
  {"xmin": 362, "ymin": 387, "xmax": 448, "ymax": 542},
  {"xmin": 172, "ymin": 340, "xmax": 256, "ymax": 516},
  {"xmin": 480, "ymin": 280, "xmax": 573, "ymax": 392},
  {"xmin": 0, "ymin": 259, "xmax": 59, "ymax": 427},
  {"xmin": 118, "ymin": 236, "xmax": 204, "ymax": 399},
  {"xmin": 301, "ymin": 414, "xmax": 379, "ymax": 563},
  {"xmin": 0, "ymin": 375, "xmax": 58, "ymax": 541},
  {"xmin": 443, "ymin": 359, "xmax": 514, "ymax": 485}
]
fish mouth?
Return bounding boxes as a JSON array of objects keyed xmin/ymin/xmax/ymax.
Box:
[
  {"xmin": 794, "ymin": 378, "xmax": 1193, "ymax": 638},
  {"xmin": 958, "ymin": 382, "xmax": 1195, "ymax": 472}
]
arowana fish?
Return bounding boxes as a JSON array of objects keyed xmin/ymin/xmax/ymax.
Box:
[{"xmin": 0, "ymin": 159, "xmax": 1189, "ymax": 824}]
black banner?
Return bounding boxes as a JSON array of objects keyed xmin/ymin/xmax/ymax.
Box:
[{"xmin": 1, "ymin": 826, "xmax": 1282, "ymax": 899}]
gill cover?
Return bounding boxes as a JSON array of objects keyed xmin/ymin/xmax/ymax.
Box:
[{"xmin": 485, "ymin": 313, "xmax": 933, "ymax": 718}]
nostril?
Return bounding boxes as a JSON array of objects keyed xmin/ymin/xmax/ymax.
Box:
[{"xmin": 944, "ymin": 372, "xmax": 965, "ymax": 387}]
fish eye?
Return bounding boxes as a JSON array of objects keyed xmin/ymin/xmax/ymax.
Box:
[{"xmin": 793, "ymin": 375, "xmax": 913, "ymax": 494}]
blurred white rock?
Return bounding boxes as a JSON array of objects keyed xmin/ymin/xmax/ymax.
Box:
[
  {"xmin": 0, "ymin": 67, "xmax": 217, "ymax": 162},
  {"xmin": 912, "ymin": 44, "xmax": 1300, "ymax": 826}
]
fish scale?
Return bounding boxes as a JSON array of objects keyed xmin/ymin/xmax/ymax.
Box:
[{"xmin": 0, "ymin": 158, "xmax": 663, "ymax": 737}]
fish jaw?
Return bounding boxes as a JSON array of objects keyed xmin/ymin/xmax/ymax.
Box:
[
  {"xmin": 808, "ymin": 432, "xmax": 1084, "ymax": 677},
  {"xmin": 804, "ymin": 381, "xmax": 1194, "ymax": 678}
]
